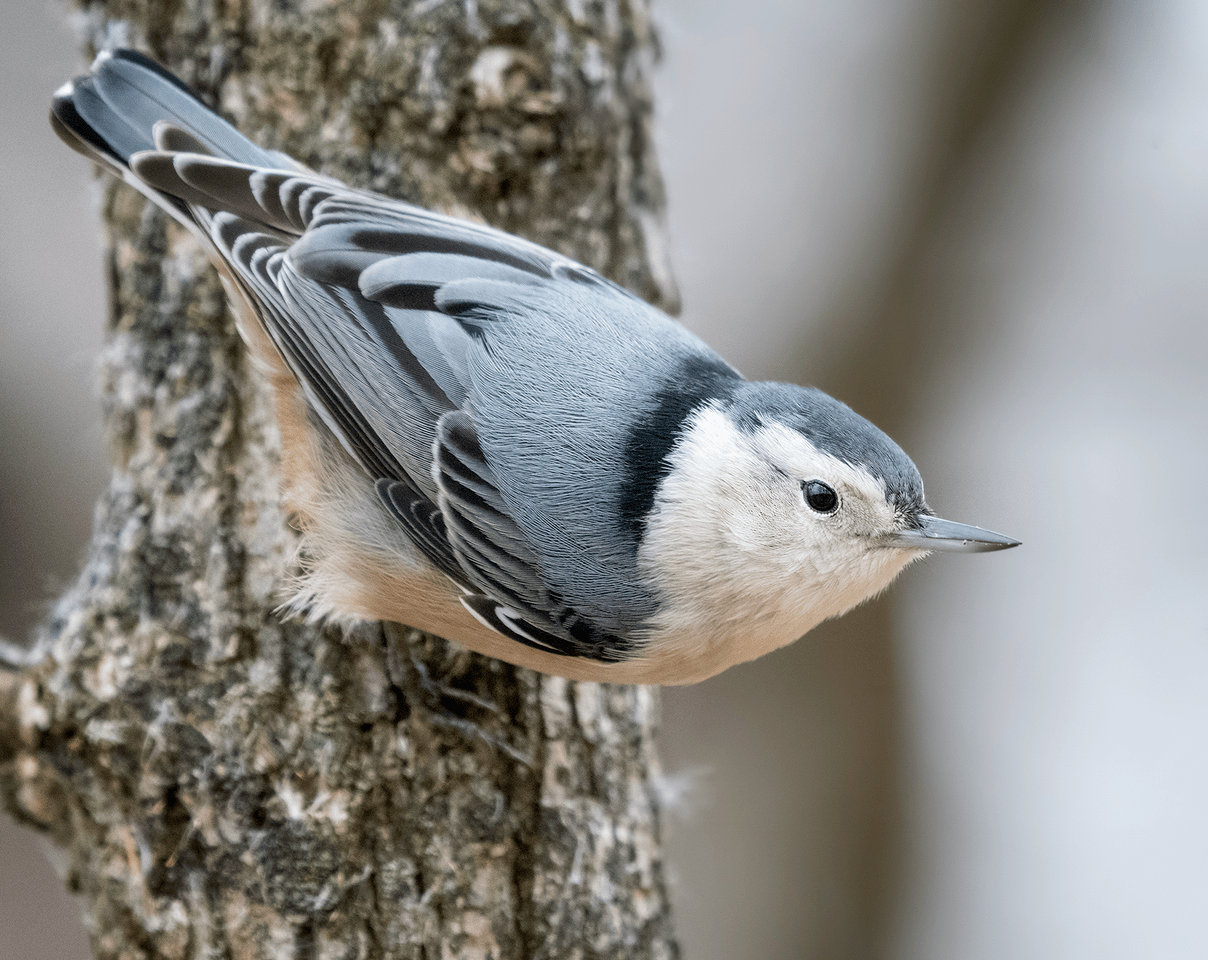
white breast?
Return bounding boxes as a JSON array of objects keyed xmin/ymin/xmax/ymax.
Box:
[{"xmin": 635, "ymin": 406, "xmax": 923, "ymax": 682}]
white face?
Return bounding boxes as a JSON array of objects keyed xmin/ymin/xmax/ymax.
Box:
[{"xmin": 638, "ymin": 406, "xmax": 926, "ymax": 671}]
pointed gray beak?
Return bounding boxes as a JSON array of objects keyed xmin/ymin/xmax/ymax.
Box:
[{"xmin": 884, "ymin": 515, "xmax": 1020, "ymax": 553}]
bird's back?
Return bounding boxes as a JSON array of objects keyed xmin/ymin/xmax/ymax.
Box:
[{"xmin": 447, "ymin": 276, "xmax": 741, "ymax": 633}]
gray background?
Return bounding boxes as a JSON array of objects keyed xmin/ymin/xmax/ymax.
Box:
[{"xmin": 4, "ymin": 0, "xmax": 1208, "ymax": 957}]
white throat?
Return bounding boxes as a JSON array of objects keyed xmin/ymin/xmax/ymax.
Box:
[{"xmin": 636, "ymin": 406, "xmax": 923, "ymax": 678}]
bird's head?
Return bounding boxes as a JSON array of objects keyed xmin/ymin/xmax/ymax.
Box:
[{"xmin": 638, "ymin": 382, "xmax": 1017, "ymax": 667}]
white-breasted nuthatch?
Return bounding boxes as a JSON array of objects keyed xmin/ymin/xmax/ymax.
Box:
[{"xmin": 51, "ymin": 49, "xmax": 1018, "ymax": 685}]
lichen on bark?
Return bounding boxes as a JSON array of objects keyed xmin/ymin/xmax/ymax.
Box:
[{"xmin": 0, "ymin": 1, "xmax": 680, "ymax": 957}]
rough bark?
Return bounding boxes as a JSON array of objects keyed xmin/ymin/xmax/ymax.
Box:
[{"xmin": 0, "ymin": 1, "xmax": 680, "ymax": 957}]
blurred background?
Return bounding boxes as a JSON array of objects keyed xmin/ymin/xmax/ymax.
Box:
[{"xmin": 3, "ymin": 0, "xmax": 1207, "ymax": 957}]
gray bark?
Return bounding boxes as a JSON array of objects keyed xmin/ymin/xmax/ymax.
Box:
[{"xmin": 0, "ymin": 1, "xmax": 680, "ymax": 957}]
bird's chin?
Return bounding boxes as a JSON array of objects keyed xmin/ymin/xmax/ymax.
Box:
[{"xmin": 806, "ymin": 541, "xmax": 927, "ymax": 627}]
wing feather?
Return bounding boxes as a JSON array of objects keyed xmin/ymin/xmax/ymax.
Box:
[
  {"xmin": 432, "ymin": 412, "xmax": 634, "ymax": 661},
  {"xmin": 139, "ymin": 152, "xmax": 643, "ymax": 662},
  {"xmin": 54, "ymin": 49, "xmax": 653, "ymax": 663}
]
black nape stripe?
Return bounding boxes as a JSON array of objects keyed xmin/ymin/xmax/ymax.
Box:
[{"xmin": 619, "ymin": 355, "xmax": 741, "ymax": 544}]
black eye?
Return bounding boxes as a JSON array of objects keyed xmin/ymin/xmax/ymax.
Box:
[{"xmin": 803, "ymin": 480, "xmax": 839, "ymax": 514}]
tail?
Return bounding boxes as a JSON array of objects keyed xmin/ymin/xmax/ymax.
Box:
[{"xmin": 50, "ymin": 49, "xmax": 300, "ymax": 229}]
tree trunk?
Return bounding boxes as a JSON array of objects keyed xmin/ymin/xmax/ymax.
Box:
[{"xmin": 0, "ymin": 1, "xmax": 680, "ymax": 957}]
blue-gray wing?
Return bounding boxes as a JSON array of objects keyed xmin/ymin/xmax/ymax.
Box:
[
  {"xmin": 434, "ymin": 411, "xmax": 628, "ymax": 661},
  {"xmin": 133, "ymin": 150, "xmax": 638, "ymax": 661}
]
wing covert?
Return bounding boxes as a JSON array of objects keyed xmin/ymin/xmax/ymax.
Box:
[
  {"xmin": 434, "ymin": 411, "xmax": 638, "ymax": 663},
  {"xmin": 168, "ymin": 158, "xmax": 647, "ymax": 661}
]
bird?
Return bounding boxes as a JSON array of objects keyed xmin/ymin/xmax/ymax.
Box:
[{"xmin": 51, "ymin": 48, "xmax": 1019, "ymax": 685}]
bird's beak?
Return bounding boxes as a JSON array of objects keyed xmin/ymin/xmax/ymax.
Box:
[{"xmin": 883, "ymin": 514, "xmax": 1021, "ymax": 553}]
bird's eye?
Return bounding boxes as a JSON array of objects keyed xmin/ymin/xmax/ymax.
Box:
[{"xmin": 803, "ymin": 480, "xmax": 839, "ymax": 514}]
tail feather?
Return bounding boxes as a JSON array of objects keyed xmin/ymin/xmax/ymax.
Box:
[
  {"xmin": 50, "ymin": 79, "xmax": 137, "ymax": 174},
  {"xmin": 51, "ymin": 48, "xmax": 315, "ymax": 237},
  {"xmin": 52, "ymin": 72, "xmax": 194, "ymax": 225},
  {"xmin": 53, "ymin": 49, "xmax": 276, "ymax": 168}
]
